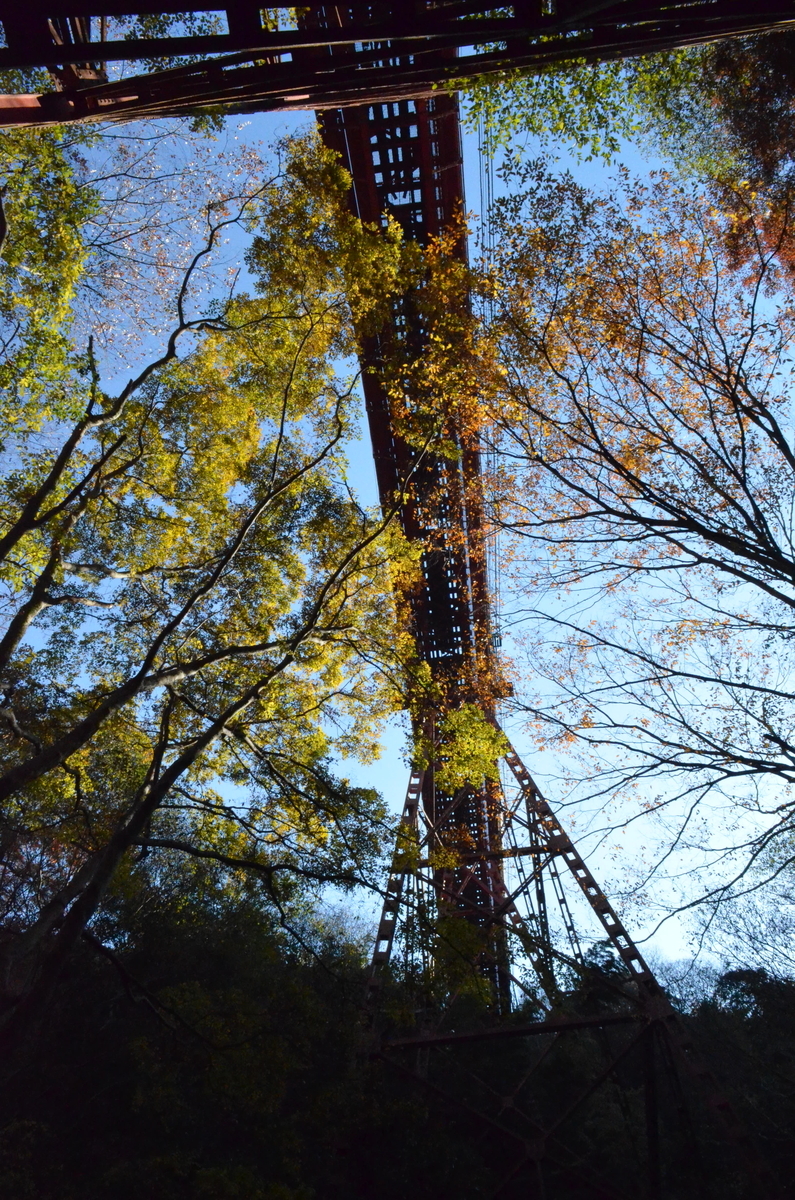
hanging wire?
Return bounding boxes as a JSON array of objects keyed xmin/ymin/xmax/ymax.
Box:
[{"xmin": 477, "ymin": 112, "xmax": 503, "ymax": 689}]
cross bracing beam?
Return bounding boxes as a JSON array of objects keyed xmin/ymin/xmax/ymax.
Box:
[
  {"xmin": 1, "ymin": 1, "xmax": 794, "ymax": 125},
  {"xmin": 4, "ymin": 1, "xmax": 794, "ymax": 70}
]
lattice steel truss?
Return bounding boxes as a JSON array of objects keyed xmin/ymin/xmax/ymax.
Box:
[
  {"xmin": 313, "ymin": 13, "xmax": 648, "ymax": 1009},
  {"xmin": 1, "ymin": 1, "xmax": 795, "ymax": 125},
  {"xmin": 319, "ymin": 80, "xmax": 518, "ymax": 1003}
]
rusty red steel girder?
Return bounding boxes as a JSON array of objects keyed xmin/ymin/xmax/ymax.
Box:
[
  {"xmin": 313, "ymin": 48, "xmax": 514, "ymax": 997},
  {"xmin": 318, "ymin": 89, "xmax": 493, "ymax": 679},
  {"xmin": 310, "ymin": 18, "xmax": 658, "ymax": 1047},
  {"xmin": 1, "ymin": 1, "xmax": 795, "ymax": 126}
]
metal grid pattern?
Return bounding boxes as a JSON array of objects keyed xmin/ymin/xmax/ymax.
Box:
[
  {"xmin": 2, "ymin": 2, "xmax": 795, "ymax": 125},
  {"xmin": 313, "ymin": 21, "xmax": 513, "ymax": 997}
]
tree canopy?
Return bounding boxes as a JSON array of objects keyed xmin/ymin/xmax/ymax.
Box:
[
  {"xmin": 461, "ymin": 29, "xmax": 795, "ymax": 192},
  {"xmin": 479, "ymin": 158, "xmax": 795, "ymax": 910},
  {"xmin": 0, "ymin": 130, "xmax": 419, "ymax": 1040},
  {"xmin": 461, "ymin": 48, "xmax": 710, "ymax": 164}
]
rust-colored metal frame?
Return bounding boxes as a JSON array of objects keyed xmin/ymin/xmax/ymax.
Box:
[
  {"xmin": 319, "ymin": 62, "xmax": 514, "ymax": 1000},
  {"xmin": 2, "ymin": 1, "xmax": 795, "ymax": 125}
]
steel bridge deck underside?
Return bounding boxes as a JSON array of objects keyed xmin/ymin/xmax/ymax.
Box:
[
  {"xmin": 318, "ymin": 76, "xmax": 512, "ymax": 971},
  {"xmin": 1, "ymin": 1, "xmax": 795, "ymax": 125}
]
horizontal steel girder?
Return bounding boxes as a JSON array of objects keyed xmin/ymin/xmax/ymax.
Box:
[{"xmin": 1, "ymin": 1, "xmax": 794, "ymax": 125}]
